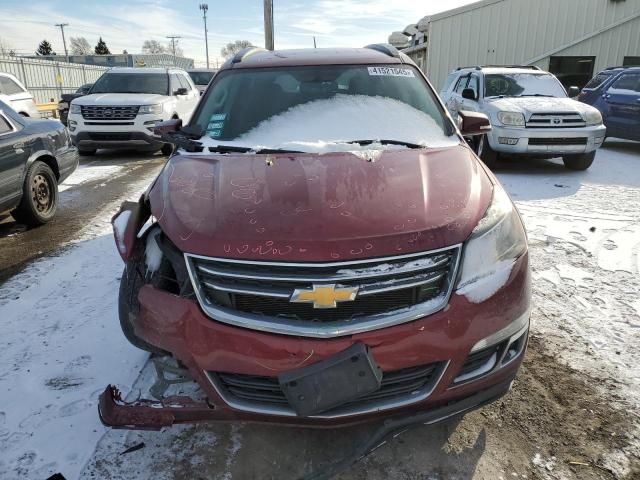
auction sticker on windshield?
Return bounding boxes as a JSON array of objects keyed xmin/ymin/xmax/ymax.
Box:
[{"xmin": 368, "ymin": 67, "xmax": 415, "ymax": 77}]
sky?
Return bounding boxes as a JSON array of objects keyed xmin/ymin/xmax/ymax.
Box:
[{"xmin": 0, "ymin": 0, "xmax": 477, "ymax": 67}]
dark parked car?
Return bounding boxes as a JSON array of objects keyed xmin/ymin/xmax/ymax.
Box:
[
  {"xmin": 101, "ymin": 46, "xmax": 531, "ymax": 433},
  {"xmin": 0, "ymin": 99, "xmax": 78, "ymax": 225},
  {"xmin": 578, "ymin": 66, "xmax": 640, "ymax": 142},
  {"xmin": 58, "ymin": 83, "xmax": 92, "ymax": 126}
]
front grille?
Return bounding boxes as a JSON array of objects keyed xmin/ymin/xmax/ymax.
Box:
[
  {"xmin": 526, "ymin": 112, "xmax": 585, "ymax": 128},
  {"xmin": 88, "ymin": 132, "xmax": 132, "ymax": 141},
  {"xmin": 81, "ymin": 105, "xmax": 139, "ymax": 120},
  {"xmin": 186, "ymin": 246, "xmax": 460, "ymax": 336},
  {"xmin": 528, "ymin": 137, "xmax": 588, "ymax": 146},
  {"xmin": 212, "ymin": 362, "xmax": 444, "ymax": 415}
]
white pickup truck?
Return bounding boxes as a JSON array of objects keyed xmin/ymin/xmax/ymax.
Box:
[
  {"xmin": 68, "ymin": 67, "xmax": 200, "ymax": 156},
  {"xmin": 440, "ymin": 66, "xmax": 606, "ymax": 170}
]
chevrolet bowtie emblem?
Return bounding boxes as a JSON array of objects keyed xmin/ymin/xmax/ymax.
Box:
[{"xmin": 290, "ymin": 284, "xmax": 358, "ymax": 309}]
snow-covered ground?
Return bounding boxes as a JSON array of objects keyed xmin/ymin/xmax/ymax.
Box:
[{"xmin": 0, "ymin": 141, "xmax": 638, "ymax": 479}]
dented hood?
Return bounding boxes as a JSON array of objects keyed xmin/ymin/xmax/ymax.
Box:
[{"xmin": 149, "ymin": 145, "xmax": 493, "ymax": 261}]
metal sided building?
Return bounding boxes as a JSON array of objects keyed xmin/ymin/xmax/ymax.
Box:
[{"xmin": 393, "ymin": 0, "xmax": 640, "ymax": 90}]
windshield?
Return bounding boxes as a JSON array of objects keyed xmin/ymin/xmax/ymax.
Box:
[
  {"xmin": 484, "ymin": 73, "xmax": 566, "ymax": 98},
  {"xmin": 90, "ymin": 73, "xmax": 169, "ymax": 95},
  {"xmin": 193, "ymin": 65, "xmax": 454, "ymax": 152},
  {"xmin": 188, "ymin": 71, "xmax": 215, "ymax": 85}
]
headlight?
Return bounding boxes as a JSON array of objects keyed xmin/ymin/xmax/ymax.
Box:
[
  {"xmin": 497, "ymin": 111, "xmax": 525, "ymax": 127},
  {"xmin": 139, "ymin": 104, "xmax": 164, "ymax": 115},
  {"xmin": 456, "ymin": 185, "xmax": 527, "ymax": 294},
  {"xmin": 583, "ymin": 109, "xmax": 602, "ymax": 126},
  {"xmin": 70, "ymin": 104, "xmax": 81, "ymax": 114}
]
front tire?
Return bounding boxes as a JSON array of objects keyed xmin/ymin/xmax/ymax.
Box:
[
  {"xmin": 161, "ymin": 143, "xmax": 173, "ymax": 156},
  {"xmin": 476, "ymin": 134, "xmax": 498, "ymax": 168},
  {"xmin": 12, "ymin": 161, "xmax": 58, "ymax": 226},
  {"xmin": 78, "ymin": 148, "xmax": 96, "ymax": 156},
  {"xmin": 563, "ymin": 151, "xmax": 595, "ymax": 171}
]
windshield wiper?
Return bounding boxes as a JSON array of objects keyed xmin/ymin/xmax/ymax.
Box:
[
  {"xmin": 515, "ymin": 94, "xmax": 555, "ymax": 97},
  {"xmin": 207, "ymin": 145, "xmax": 302, "ymax": 154},
  {"xmin": 346, "ymin": 139, "xmax": 424, "ymax": 149}
]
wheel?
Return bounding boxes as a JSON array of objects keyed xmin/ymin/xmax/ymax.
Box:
[
  {"xmin": 562, "ymin": 151, "xmax": 595, "ymax": 171},
  {"xmin": 118, "ymin": 261, "xmax": 168, "ymax": 355},
  {"xmin": 476, "ymin": 134, "xmax": 498, "ymax": 168},
  {"xmin": 161, "ymin": 143, "xmax": 173, "ymax": 156},
  {"xmin": 12, "ymin": 161, "xmax": 58, "ymax": 226},
  {"xmin": 78, "ymin": 148, "xmax": 96, "ymax": 156}
]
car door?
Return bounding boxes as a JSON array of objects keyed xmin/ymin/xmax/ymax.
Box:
[
  {"xmin": 177, "ymin": 73, "xmax": 199, "ymax": 122},
  {"xmin": 602, "ymin": 72, "xmax": 640, "ymax": 140},
  {"xmin": 0, "ymin": 110, "xmax": 28, "ymax": 212},
  {"xmin": 460, "ymin": 73, "xmax": 481, "ymax": 113},
  {"xmin": 446, "ymin": 74, "xmax": 469, "ymax": 119}
]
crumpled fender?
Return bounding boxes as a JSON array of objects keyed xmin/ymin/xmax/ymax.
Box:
[{"xmin": 111, "ymin": 195, "xmax": 151, "ymax": 262}]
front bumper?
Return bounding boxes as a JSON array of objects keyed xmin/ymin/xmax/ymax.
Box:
[
  {"xmin": 68, "ymin": 112, "xmax": 166, "ymax": 151},
  {"xmin": 111, "ymin": 252, "xmax": 531, "ymax": 428},
  {"xmin": 487, "ymin": 124, "xmax": 606, "ymax": 155}
]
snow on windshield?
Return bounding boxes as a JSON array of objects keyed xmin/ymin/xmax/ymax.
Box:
[{"xmin": 199, "ymin": 94, "xmax": 458, "ymax": 154}]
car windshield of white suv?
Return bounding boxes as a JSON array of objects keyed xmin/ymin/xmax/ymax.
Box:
[
  {"xmin": 485, "ymin": 73, "xmax": 566, "ymax": 98},
  {"xmin": 193, "ymin": 65, "xmax": 456, "ymax": 153},
  {"xmin": 90, "ymin": 73, "xmax": 169, "ymax": 95}
]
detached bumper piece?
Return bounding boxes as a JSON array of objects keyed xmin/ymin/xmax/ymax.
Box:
[{"xmin": 98, "ymin": 385, "xmax": 226, "ymax": 430}]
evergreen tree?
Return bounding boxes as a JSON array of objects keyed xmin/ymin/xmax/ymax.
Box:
[
  {"xmin": 36, "ymin": 40, "xmax": 55, "ymax": 56},
  {"xmin": 94, "ymin": 37, "xmax": 111, "ymax": 55}
]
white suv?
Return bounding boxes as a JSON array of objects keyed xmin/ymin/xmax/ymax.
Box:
[
  {"xmin": 440, "ymin": 66, "xmax": 606, "ymax": 170},
  {"xmin": 68, "ymin": 67, "xmax": 200, "ymax": 155},
  {"xmin": 0, "ymin": 72, "xmax": 39, "ymax": 118}
]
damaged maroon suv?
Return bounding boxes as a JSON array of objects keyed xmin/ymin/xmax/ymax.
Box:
[{"xmin": 103, "ymin": 45, "xmax": 531, "ymax": 430}]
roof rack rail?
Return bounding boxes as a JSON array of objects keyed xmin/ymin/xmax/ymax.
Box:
[
  {"xmin": 364, "ymin": 43, "xmax": 400, "ymax": 59},
  {"xmin": 604, "ymin": 66, "xmax": 627, "ymax": 70},
  {"xmin": 482, "ymin": 64, "xmax": 541, "ymax": 70},
  {"xmin": 231, "ymin": 47, "xmax": 267, "ymax": 64},
  {"xmin": 456, "ymin": 66, "xmax": 481, "ymax": 71}
]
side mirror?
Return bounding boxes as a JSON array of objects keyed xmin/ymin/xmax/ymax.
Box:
[
  {"xmin": 458, "ymin": 110, "xmax": 491, "ymax": 136},
  {"xmin": 461, "ymin": 88, "xmax": 478, "ymax": 101},
  {"xmin": 568, "ymin": 86, "xmax": 580, "ymax": 97},
  {"xmin": 174, "ymin": 87, "xmax": 188, "ymax": 96},
  {"xmin": 153, "ymin": 118, "xmax": 182, "ymax": 137}
]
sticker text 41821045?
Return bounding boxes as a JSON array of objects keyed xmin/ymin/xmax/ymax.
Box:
[{"xmin": 367, "ymin": 67, "xmax": 415, "ymax": 77}]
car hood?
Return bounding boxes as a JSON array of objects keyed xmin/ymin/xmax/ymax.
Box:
[
  {"xmin": 486, "ymin": 96, "xmax": 598, "ymax": 118},
  {"xmin": 149, "ymin": 145, "xmax": 493, "ymax": 261},
  {"xmin": 71, "ymin": 93, "xmax": 169, "ymax": 106}
]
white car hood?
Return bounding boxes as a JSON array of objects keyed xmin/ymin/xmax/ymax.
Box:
[
  {"xmin": 486, "ymin": 96, "xmax": 596, "ymax": 117},
  {"xmin": 72, "ymin": 93, "xmax": 169, "ymax": 106}
]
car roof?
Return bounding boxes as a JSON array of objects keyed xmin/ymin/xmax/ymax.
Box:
[
  {"xmin": 220, "ymin": 46, "xmax": 415, "ymax": 70},
  {"xmin": 106, "ymin": 67, "xmax": 185, "ymax": 74},
  {"xmin": 600, "ymin": 66, "xmax": 640, "ymax": 73},
  {"xmin": 187, "ymin": 68, "xmax": 217, "ymax": 72}
]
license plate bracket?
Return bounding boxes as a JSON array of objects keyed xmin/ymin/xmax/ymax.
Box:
[{"xmin": 278, "ymin": 343, "xmax": 382, "ymax": 417}]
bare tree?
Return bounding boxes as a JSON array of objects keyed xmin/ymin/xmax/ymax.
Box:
[
  {"xmin": 220, "ymin": 40, "xmax": 253, "ymax": 59},
  {"xmin": 0, "ymin": 37, "xmax": 14, "ymax": 57},
  {"xmin": 142, "ymin": 40, "xmax": 166, "ymax": 54},
  {"xmin": 69, "ymin": 36, "xmax": 92, "ymax": 55}
]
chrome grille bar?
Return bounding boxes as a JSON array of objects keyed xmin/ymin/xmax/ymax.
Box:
[{"xmin": 526, "ymin": 112, "xmax": 585, "ymax": 128}]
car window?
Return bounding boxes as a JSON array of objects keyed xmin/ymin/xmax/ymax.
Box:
[
  {"xmin": 0, "ymin": 76, "xmax": 26, "ymax": 95},
  {"xmin": 584, "ymin": 73, "xmax": 612, "ymax": 90},
  {"xmin": 194, "ymin": 64, "xmax": 452, "ymax": 147},
  {"xmin": 609, "ymin": 73, "xmax": 640, "ymax": 93},
  {"xmin": 178, "ymin": 74, "xmax": 192, "ymax": 91},
  {"xmin": 441, "ymin": 72, "xmax": 457, "ymax": 93},
  {"xmin": 467, "ymin": 75, "xmax": 479, "ymax": 98},
  {"xmin": 188, "ymin": 71, "xmax": 215, "ymax": 86},
  {"xmin": 454, "ymin": 75, "xmax": 469, "ymax": 94},
  {"xmin": 484, "ymin": 73, "xmax": 566, "ymax": 98},
  {"xmin": 0, "ymin": 114, "xmax": 13, "ymax": 135},
  {"xmin": 90, "ymin": 72, "xmax": 169, "ymax": 95},
  {"xmin": 170, "ymin": 74, "xmax": 182, "ymax": 93}
]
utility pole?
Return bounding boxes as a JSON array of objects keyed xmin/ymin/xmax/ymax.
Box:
[
  {"xmin": 55, "ymin": 23, "xmax": 69, "ymax": 62},
  {"xmin": 263, "ymin": 0, "xmax": 274, "ymax": 50},
  {"xmin": 199, "ymin": 3, "xmax": 210, "ymax": 68},
  {"xmin": 166, "ymin": 35, "xmax": 181, "ymax": 66}
]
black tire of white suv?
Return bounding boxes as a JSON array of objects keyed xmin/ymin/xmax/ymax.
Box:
[
  {"xmin": 476, "ymin": 134, "xmax": 498, "ymax": 168},
  {"xmin": 563, "ymin": 151, "xmax": 595, "ymax": 171}
]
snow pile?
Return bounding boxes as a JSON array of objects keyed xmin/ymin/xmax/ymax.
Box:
[
  {"xmin": 199, "ymin": 94, "xmax": 458, "ymax": 154},
  {"xmin": 456, "ymin": 260, "xmax": 515, "ymax": 304},
  {"xmin": 144, "ymin": 228, "xmax": 163, "ymax": 274}
]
